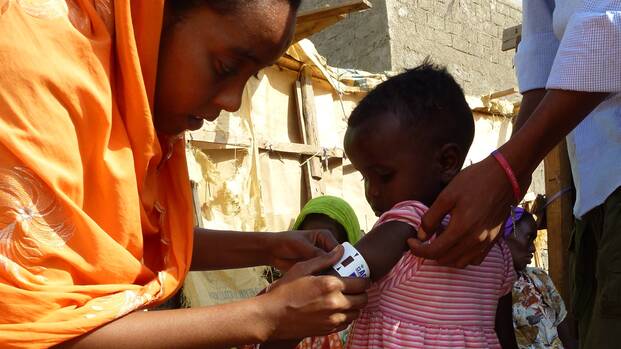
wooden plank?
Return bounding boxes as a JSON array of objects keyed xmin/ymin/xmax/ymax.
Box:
[
  {"xmin": 190, "ymin": 181, "xmax": 203, "ymax": 228},
  {"xmin": 543, "ymin": 140, "xmax": 574, "ymax": 316},
  {"xmin": 294, "ymin": 0, "xmax": 372, "ymax": 42},
  {"xmin": 294, "ymin": 81, "xmax": 309, "ymax": 145},
  {"xmin": 501, "ymin": 24, "xmax": 522, "ymax": 51},
  {"xmin": 300, "ymin": 66, "xmax": 324, "ymax": 181},
  {"xmin": 486, "ymin": 88, "xmax": 517, "ymax": 100},
  {"xmin": 189, "ymin": 136, "xmax": 344, "ymax": 158},
  {"xmin": 295, "ymin": 15, "xmax": 347, "ymax": 42},
  {"xmin": 276, "ymin": 56, "xmax": 334, "ymax": 91},
  {"xmin": 297, "ymin": 0, "xmax": 372, "ymax": 23}
]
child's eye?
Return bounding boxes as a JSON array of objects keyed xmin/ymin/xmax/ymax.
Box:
[
  {"xmin": 379, "ymin": 173, "xmax": 394, "ymax": 182},
  {"xmin": 374, "ymin": 168, "xmax": 394, "ymax": 182}
]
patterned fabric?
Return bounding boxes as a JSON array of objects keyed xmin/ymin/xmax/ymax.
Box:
[
  {"xmin": 346, "ymin": 201, "xmax": 516, "ymax": 349},
  {"xmin": 515, "ymin": 0, "xmax": 621, "ymax": 218},
  {"xmin": 240, "ymin": 332, "xmax": 345, "ymax": 349},
  {"xmin": 297, "ymin": 333, "xmax": 345, "ymax": 349},
  {"xmin": 0, "ymin": 1, "xmax": 194, "ymax": 348},
  {"xmin": 512, "ymin": 267, "xmax": 568, "ymax": 349}
]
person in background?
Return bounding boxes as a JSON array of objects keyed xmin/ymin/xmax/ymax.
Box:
[
  {"xmin": 504, "ymin": 207, "xmax": 578, "ymax": 349},
  {"xmin": 293, "ymin": 196, "xmax": 362, "ymax": 246}
]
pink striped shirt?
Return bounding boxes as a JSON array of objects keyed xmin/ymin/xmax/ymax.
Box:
[{"xmin": 346, "ymin": 201, "xmax": 516, "ymax": 349}]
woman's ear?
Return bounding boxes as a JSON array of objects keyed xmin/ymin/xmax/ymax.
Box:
[{"xmin": 435, "ymin": 143, "xmax": 463, "ymax": 184}]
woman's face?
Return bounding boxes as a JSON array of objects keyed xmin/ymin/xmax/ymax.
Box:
[
  {"xmin": 154, "ymin": 1, "xmax": 296, "ymax": 135},
  {"xmin": 507, "ymin": 216, "xmax": 538, "ymax": 271}
]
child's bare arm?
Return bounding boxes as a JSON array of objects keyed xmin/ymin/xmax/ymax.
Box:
[
  {"xmin": 324, "ymin": 221, "xmax": 416, "ymax": 282},
  {"xmin": 495, "ymin": 293, "xmax": 518, "ymax": 349}
]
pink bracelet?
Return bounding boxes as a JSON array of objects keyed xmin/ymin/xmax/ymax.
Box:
[{"xmin": 491, "ymin": 150, "xmax": 522, "ymax": 203}]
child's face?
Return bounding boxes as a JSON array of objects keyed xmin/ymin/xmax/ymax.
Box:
[{"xmin": 344, "ymin": 114, "xmax": 443, "ymax": 216}]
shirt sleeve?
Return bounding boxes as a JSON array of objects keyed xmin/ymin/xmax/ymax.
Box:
[
  {"xmin": 547, "ymin": 1, "xmax": 621, "ymax": 92},
  {"xmin": 514, "ymin": 0, "xmax": 559, "ymax": 93}
]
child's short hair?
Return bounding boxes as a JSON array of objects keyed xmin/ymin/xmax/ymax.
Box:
[{"xmin": 348, "ymin": 60, "xmax": 475, "ymax": 153}]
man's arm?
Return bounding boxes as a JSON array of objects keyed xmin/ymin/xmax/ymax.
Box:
[{"xmin": 512, "ymin": 89, "xmax": 546, "ymax": 134}]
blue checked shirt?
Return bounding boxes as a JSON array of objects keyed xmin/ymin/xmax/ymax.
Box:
[{"xmin": 515, "ymin": 0, "xmax": 621, "ymax": 218}]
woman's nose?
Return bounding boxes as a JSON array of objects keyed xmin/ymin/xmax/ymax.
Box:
[{"xmin": 212, "ymin": 81, "xmax": 244, "ymax": 113}]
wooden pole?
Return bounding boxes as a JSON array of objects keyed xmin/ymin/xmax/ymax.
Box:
[
  {"xmin": 294, "ymin": 76, "xmax": 325, "ymax": 201},
  {"xmin": 544, "ymin": 139, "xmax": 575, "ymax": 331},
  {"xmin": 300, "ymin": 66, "xmax": 324, "ymax": 182}
]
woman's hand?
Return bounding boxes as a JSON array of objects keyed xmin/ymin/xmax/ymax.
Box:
[
  {"xmin": 261, "ymin": 246, "xmax": 369, "ymax": 340},
  {"xmin": 409, "ymin": 155, "xmax": 529, "ymax": 268},
  {"xmin": 266, "ymin": 230, "xmax": 339, "ymax": 271}
]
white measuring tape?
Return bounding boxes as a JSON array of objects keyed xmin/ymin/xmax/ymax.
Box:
[{"xmin": 332, "ymin": 242, "xmax": 370, "ymax": 278}]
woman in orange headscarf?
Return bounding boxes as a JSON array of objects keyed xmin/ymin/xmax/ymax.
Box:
[{"xmin": 0, "ymin": 1, "xmax": 368, "ymax": 348}]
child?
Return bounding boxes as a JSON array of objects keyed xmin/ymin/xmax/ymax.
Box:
[
  {"xmin": 339, "ymin": 61, "xmax": 517, "ymax": 348},
  {"xmin": 504, "ymin": 208, "xmax": 577, "ymax": 349}
]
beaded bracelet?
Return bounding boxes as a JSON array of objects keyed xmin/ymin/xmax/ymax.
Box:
[{"xmin": 491, "ymin": 150, "xmax": 522, "ymax": 203}]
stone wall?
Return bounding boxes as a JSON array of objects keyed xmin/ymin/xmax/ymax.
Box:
[
  {"xmin": 300, "ymin": 0, "xmax": 523, "ymax": 95},
  {"xmin": 299, "ymin": 0, "xmax": 392, "ymax": 72},
  {"xmin": 387, "ymin": 0, "xmax": 522, "ymax": 95}
]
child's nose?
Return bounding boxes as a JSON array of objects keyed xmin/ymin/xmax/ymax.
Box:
[{"xmin": 365, "ymin": 182, "xmax": 380, "ymax": 198}]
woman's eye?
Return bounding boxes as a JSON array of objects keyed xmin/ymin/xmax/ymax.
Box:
[{"xmin": 217, "ymin": 60, "xmax": 238, "ymax": 77}]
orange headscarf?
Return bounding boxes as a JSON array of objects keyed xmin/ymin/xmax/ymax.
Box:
[{"xmin": 0, "ymin": 1, "xmax": 193, "ymax": 347}]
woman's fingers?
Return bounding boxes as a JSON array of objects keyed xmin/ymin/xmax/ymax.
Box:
[
  {"xmin": 270, "ymin": 230, "xmax": 340, "ymax": 271},
  {"xmin": 280, "ymin": 246, "xmax": 344, "ymax": 282},
  {"xmin": 312, "ymin": 229, "xmax": 339, "ymax": 252}
]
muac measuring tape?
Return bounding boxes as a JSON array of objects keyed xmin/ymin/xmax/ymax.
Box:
[{"xmin": 332, "ymin": 242, "xmax": 370, "ymax": 278}]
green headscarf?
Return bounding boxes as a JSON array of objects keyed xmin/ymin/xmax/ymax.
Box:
[{"xmin": 293, "ymin": 195, "xmax": 362, "ymax": 244}]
